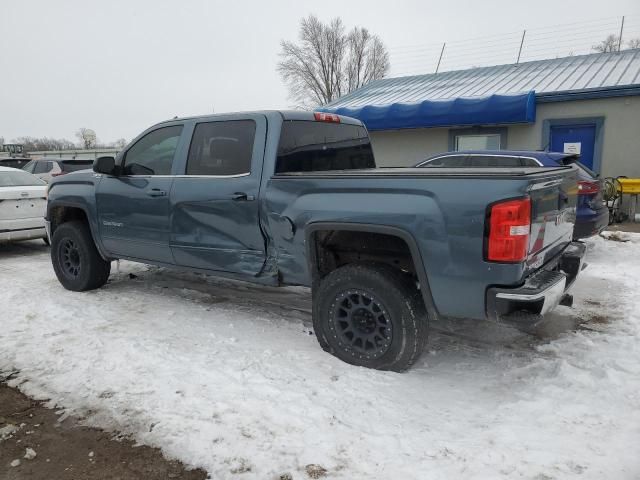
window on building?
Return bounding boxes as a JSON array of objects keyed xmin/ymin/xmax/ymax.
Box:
[
  {"xmin": 186, "ymin": 120, "xmax": 256, "ymax": 176},
  {"xmin": 455, "ymin": 134, "xmax": 501, "ymax": 151}
]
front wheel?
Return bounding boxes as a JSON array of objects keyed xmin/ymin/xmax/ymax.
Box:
[
  {"xmin": 51, "ymin": 221, "xmax": 111, "ymax": 291},
  {"xmin": 313, "ymin": 264, "xmax": 428, "ymax": 371}
]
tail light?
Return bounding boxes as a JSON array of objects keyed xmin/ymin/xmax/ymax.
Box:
[
  {"xmin": 577, "ymin": 180, "xmax": 599, "ymax": 195},
  {"xmin": 486, "ymin": 197, "xmax": 531, "ymax": 263},
  {"xmin": 314, "ymin": 112, "xmax": 341, "ymax": 123},
  {"xmin": 51, "ymin": 172, "xmax": 67, "ymax": 177}
]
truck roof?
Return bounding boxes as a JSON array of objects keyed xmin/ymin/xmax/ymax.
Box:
[{"xmin": 156, "ymin": 110, "xmax": 364, "ymax": 127}]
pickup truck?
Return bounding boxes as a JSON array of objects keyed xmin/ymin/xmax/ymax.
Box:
[{"xmin": 46, "ymin": 111, "xmax": 585, "ymax": 371}]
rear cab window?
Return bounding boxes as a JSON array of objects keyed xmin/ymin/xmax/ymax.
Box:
[{"xmin": 276, "ymin": 121, "xmax": 375, "ymax": 174}]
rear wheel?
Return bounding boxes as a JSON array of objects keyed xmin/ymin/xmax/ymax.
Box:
[
  {"xmin": 51, "ymin": 221, "xmax": 111, "ymax": 291},
  {"xmin": 313, "ymin": 264, "xmax": 428, "ymax": 371}
]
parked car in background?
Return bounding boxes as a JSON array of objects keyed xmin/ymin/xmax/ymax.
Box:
[
  {"xmin": 0, "ymin": 166, "xmax": 48, "ymax": 244},
  {"xmin": 23, "ymin": 158, "xmax": 94, "ymax": 183},
  {"xmin": 46, "ymin": 111, "xmax": 585, "ymax": 371},
  {"xmin": 415, "ymin": 150, "xmax": 608, "ymax": 239},
  {"xmin": 0, "ymin": 157, "xmax": 32, "ymax": 170}
]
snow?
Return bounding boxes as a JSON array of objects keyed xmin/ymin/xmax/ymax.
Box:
[
  {"xmin": 24, "ymin": 447, "xmax": 37, "ymax": 460},
  {"xmin": 1, "ymin": 236, "xmax": 640, "ymax": 479},
  {"xmin": 0, "ymin": 424, "xmax": 19, "ymax": 441}
]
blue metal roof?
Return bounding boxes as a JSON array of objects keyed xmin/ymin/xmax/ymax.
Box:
[{"xmin": 324, "ymin": 49, "xmax": 640, "ymax": 109}]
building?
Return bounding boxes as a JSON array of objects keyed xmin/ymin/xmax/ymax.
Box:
[{"xmin": 321, "ymin": 49, "xmax": 640, "ymax": 177}]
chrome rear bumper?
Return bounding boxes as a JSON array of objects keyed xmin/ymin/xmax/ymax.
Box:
[{"xmin": 486, "ymin": 242, "xmax": 586, "ymax": 322}]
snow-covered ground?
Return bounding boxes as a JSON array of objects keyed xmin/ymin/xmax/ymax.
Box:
[{"xmin": 1, "ymin": 234, "xmax": 639, "ymax": 479}]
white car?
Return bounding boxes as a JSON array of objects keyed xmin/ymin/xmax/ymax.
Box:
[{"xmin": 0, "ymin": 166, "xmax": 48, "ymax": 243}]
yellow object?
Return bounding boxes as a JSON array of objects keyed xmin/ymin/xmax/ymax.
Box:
[{"xmin": 618, "ymin": 178, "xmax": 640, "ymax": 194}]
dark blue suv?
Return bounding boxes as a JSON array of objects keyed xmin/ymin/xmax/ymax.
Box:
[{"xmin": 415, "ymin": 150, "xmax": 608, "ymax": 239}]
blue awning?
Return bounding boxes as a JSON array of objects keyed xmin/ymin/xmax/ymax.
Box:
[{"xmin": 319, "ymin": 91, "xmax": 536, "ymax": 131}]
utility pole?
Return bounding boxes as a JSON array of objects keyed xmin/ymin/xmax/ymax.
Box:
[
  {"xmin": 516, "ymin": 30, "xmax": 526, "ymax": 64},
  {"xmin": 618, "ymin": 16, "xmax": 625, "ymax": 52},
  {"xmin": 435, "ymin": 43, "xmax": 446, "ymax": 74}
]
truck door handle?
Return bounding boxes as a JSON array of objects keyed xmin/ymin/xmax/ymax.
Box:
[
  {"xmin": 231, "ymin": 192, "xmax": 255, "ymax": 201},
  {"xmin": 147, "ymin": 188, "xmax": 167, "ymax": 197}
]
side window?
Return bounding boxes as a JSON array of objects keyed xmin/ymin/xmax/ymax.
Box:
[
  {"xmin": 123, "ymin": 125, "xmax": 183, "ymax": 176},
  {"xmin": 423, "ymin": 155, "xmax": 468, "ymax": 167},
  {"xmin": 186, "ymin": 120, "xmax": 256, "ymax": 176},
  {"xmin": 33, "ymin": 161, "xmax": 52, "ymax": 174},
  {"xmin": 520, "ymin": 158, "xmax": 541, "ymax": 167},
  {"xmin": 468, "ymin": 155, "xmax": 521, "ymax": 167},
  {"xmin": 23, "ymin": 160, "xmax": 35, "ymax": 173}
]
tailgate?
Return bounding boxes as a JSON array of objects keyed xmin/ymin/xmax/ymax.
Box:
[{"xmin": 526, "ymin": 167, "xmax": 578, "ymax": 272}]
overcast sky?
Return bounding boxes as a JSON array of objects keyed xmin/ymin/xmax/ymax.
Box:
[{"xmin": 1, "ymin": 0, "xmax": 638, "ymax": 143}]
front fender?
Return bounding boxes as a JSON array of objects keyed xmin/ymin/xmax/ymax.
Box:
[{"xmin": 47, "ymin": 175, "xmax": 110, "ymax": 260}]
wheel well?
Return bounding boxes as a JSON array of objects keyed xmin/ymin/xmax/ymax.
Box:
[
  {"xmin": 309, "ymin": 229, "xmax": 417, "ymax": 282},
  {"xmin": 49, "ymin": 206, "xmax": 89, "ymax": 235}
]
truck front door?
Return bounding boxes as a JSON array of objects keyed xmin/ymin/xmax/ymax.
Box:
[
  {"xmin": 170, "ymin": 116, "xmax": 267, "ymax": 275},
  {"xmin": 96, "ymin": 124, "xmax": 183, "ymax": 264}
]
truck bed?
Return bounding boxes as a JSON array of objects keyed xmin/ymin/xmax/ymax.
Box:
[{"xmin": 273, "ymin": 166, "xmax": 574, "ymax": 178}]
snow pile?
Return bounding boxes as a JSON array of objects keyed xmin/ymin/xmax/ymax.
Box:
[
  {"xmin": 1, "ymin": 236, "xmax": 639, "ymax": 479},
  {"xmin": 24, "ymin": 447, "xmax": 37, "ymax": 460},
  {"xmin": 0, "ymin": 424, "xmax": 19, "ymax": 441}
]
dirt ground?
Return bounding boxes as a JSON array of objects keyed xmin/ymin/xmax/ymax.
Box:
[
  {"xmin": 0, "ymin": 383, "xmax": 207, "ymax": 480},
  {"xmin": 607, "ymin": 222, "xmax": 640, "ymax": 233}
]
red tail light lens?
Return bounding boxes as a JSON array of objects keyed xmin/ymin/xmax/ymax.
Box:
[
  {"xmin": 313, "ymin": 112, "xmax": 341, "ymax": 123},
  {"xmin": 51, "ymin": 172, "xmax": 67, "ymax": 177},
  {"xmin": 487, "ymin": 197, "xmax": 531, "ymax": 263},
  {"xmin": 577, "ymin": 180, "xmax": 599, "ymax": 195}
]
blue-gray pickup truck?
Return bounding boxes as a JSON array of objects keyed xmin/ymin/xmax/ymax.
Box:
[{"xmin": 46, "ymin": 111, "xmax": 585, "ymax": 371}]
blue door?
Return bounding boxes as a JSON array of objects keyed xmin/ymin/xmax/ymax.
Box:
[{"xmin": 550, "ymin": 124, "xmax": 597, "ymax": 170}]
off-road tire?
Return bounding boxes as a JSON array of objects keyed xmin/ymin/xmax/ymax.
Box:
[
  {"xmin": 51, "ymin": 221, "xmax": 111, "ymax": 291},
  {"xmin": 313, "ymin": 263, "xmax": 428, "ymax": 371}
]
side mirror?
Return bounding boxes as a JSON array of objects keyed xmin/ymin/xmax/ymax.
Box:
[{"xmin": 94, "ymin": 156, "xmax": 117, "ymax": 175}]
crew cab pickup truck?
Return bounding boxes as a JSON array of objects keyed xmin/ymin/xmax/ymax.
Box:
[{"xmin": 46, "ymin": 111, "xmax": 585, "ymax": 371}]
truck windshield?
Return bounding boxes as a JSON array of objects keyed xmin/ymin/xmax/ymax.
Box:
[{"xmin": 276, "ymin": 121, "xmax": 376, "ymax": 173}]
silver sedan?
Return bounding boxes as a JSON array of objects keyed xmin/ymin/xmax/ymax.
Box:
[{"xmin": 0, "ymin": 166, "xmax": 48, "ymax": 243}]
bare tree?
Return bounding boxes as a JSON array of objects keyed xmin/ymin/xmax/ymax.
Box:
[
  {"xmin": 111, "ymin": 138, "xmax": 128, "ymax": 149},
  {"xmin": 12, "ymin": 136, "xmax": 76, "ymax": 152},
  {"xmin": 628, "ymin": 38, "xmax": 640, "ymax": 49},
  {"xmin": 592, "ymin": 34, "xmax": 640, "ymax": 53},
  {"xmin": 278, "ymin": 15, "xmax": 389, "ymax": 108},
  {"xmin": 592, "ymin": 34, "xmax": 620, "ymax": 53},
  {"xmin": 76, "ymin": 128, "xmax": 97, "ymax": 149},
  {"xmin": 345, "ymin": 27, "xmax": 390, "ymax": 93}
]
